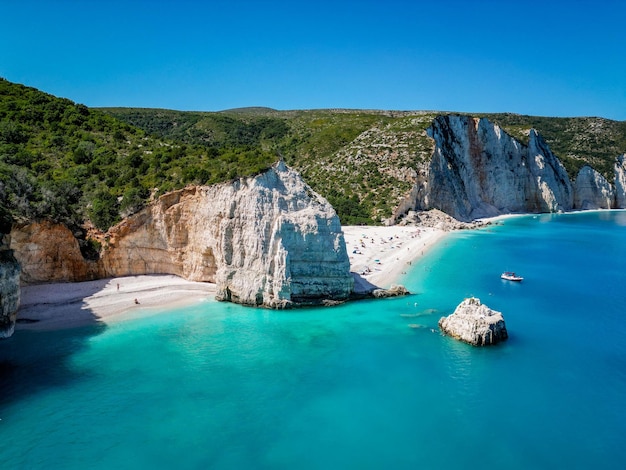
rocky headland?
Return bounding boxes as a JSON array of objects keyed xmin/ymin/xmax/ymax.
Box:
[
  {"xmin": 10, "ymin": 162, "xmax": 355, "ymax": 310},
  {"xmin": 3, "ymin": 162, "xmax": 424, "ymax": 336},
  {"xmin": 417, "ymin": 115, "xmax": 573, "ymax": 220},
  {"xmin": 397, "ymin": 115, "xmax": 626, "ymax": 222}
]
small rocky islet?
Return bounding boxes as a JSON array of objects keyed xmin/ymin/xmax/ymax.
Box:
[{"xmin": 439, "ymin": 297, "xmax": 509, "ymax": 346}]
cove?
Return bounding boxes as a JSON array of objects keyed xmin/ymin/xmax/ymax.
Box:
[{"xmin": 1, "ymin": 211, "xmax": 625, "ymax": 469}]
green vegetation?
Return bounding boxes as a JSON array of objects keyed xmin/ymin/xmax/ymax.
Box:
[
  {"xmin": 0, "ymin": 79, "xmax": 277, "ymax": 232},
  {"xmin": 2, "ymin": 78, "xmax": 625, "ymax": 232},
  {"xmin": 101, "ymin": 107, "xmax": 626, "ymax": 223},
  {"xmin": 102, "ymin": 108, "xmax": 289, "ymax": 150}
]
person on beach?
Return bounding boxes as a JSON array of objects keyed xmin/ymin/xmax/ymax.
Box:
[{"xmin": 134, "ymin": 298, "xmax": 140, "ymax": 305}]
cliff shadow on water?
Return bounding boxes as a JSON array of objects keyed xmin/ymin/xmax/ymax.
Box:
[{"xmin": 0, "ymin": 281, "xmax": 108, "ymax": 409}]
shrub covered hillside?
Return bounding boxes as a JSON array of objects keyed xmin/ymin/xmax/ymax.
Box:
[
  {"xmin": 2, "ymin": 78, "xmax": 626, "ymax": 233},
  {"xmin": 104, "ymin": 107, "xmax": 441, "ymax": 224},
  {"xmin": 0, "ymin": 79, "xmax": 278, "ymax": 232},
  {"xmin": 105, "ymin": 106, "xmax": 626, "ymax": 224}
]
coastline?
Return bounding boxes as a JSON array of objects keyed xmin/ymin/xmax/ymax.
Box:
[
  {"xmin": 475, "ymin": 208, "xmax": 626, "ymax": 225},
  {"xmin": 342, "ymin": 225, "xmax": 447, "ymax": 292},
  {"xmin": 15, "ymin": 225, "xmax": 449, "ymax": 331},
  {"xmin": 16, "ymin": 275, "xmax": 217, "ymax": 331}
]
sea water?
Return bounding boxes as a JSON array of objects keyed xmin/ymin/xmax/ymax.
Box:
[{"xmin": 1, "ymin": 211, "xmax": 625, "ymax": 469}]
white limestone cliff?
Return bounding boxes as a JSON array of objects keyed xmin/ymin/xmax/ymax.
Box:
[
  {"xmin": 10, "ymin": 162, "xmax": 354, "ymax": 310},
  {"xmin": 614, "ymin": 155, "xmax": 626, "ymax": 208},
  {"xmin": 421, "ymin": 115, "xmax": 573, "ymax": 221},
  {"xmin": 573, "ymin": 165, "xmax": 614, "ymax": 210},
  {"xmin": 439, "ymin": 297, "xmax": 508, "ymax": 346}
]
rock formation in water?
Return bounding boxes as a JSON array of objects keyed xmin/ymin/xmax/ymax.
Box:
[
  {"xmin": 371, "ymin": 284, "xmax": 410, "ymax": 298},
  {"xmin": 439, "ymin": 297, "xmax": 508, "ymax": 346},
  {"xmin": 420, "ymin": 115, "xmax": 573, "ymax": 221},
  {"xmin": 10, "ymin": 162, "xmax": 354, "ymax": 310},
  {"xmin": 0, "ymin": 235, "xmax": 21, "ymax": 338}
]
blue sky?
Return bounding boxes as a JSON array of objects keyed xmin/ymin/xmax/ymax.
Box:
[{"xmin": 2, "ymin": 0, "xmax": 625, "ymax": 119}]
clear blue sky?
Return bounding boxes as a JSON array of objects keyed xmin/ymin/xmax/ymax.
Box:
[{"xmin": 2, "ymin": 0, "xmax": 625, "ymax": 119}]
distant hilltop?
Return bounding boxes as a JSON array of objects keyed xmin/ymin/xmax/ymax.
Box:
[{"xmin": 218, "ymin": 106, "xmax": 279, "ymax": 114}]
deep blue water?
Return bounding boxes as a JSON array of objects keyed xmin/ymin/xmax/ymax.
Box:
[{"xmin": 1, "ymin": 211, "xmax": 626, "ymax": 469}]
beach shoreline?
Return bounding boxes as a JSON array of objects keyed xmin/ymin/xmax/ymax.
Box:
[
  {"xmin": 16, "ymin": 275, "xmax": 217, "ymax": 331},
  {"xmin": 342, "ymin": 225, "xmax": 447, "ymax": 292},
  {"xmin": 15, "ymin": 224, "xmax": 451, "ymax": 331}
]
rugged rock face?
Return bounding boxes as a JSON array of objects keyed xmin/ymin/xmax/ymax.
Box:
[
  {"xmin": 421, "ymin": 115, "xmax": 573, "ymax": 221},
  {"xmin": 371, "ymin": 284, "xmax": 410, "ymax": 298},
  {"xmin": 11, "ymin": 162, "xmax": 354, "ymax": 309},
  {"xmin": 0, "ymin": 235, "xmax": 21, "ymax": 338},
  {"xmin": 397, "ymin": 208, "xmax": 488, "ymax": 231},
  {"xmin": 439, "ymin": 297, "xmax": 508, "ymax": 346},
  {"xmin": 407, "ymin": 115, "xmax": 626, "ymax": 222},
  {"xmin": 10, "ymin": 220, "xmax": 100, "ymax": 283},
  {"xmin": 573, "ymin": 165, "xmax": 614, "ymax": 210},
  {"xmin": 614, "ymin": 155, "xmax": 626, "ymax": 208}
]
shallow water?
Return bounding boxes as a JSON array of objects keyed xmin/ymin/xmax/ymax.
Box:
[{"xmin": 1, "ymin": 211, "xmax": 625, "ymax": 469}]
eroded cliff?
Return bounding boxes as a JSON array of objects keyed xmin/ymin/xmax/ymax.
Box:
[
  {"xmin": 614, "ymin": 155, "xmax": 626, "ymax": 208},
  {"xmin": 573, "ymin": 166, "xmax": 614, "ymax": 210},
  {"xmin": 400, "ymin": 115, "xmax": 626, "ymax": 221},
  {"xmin": 11, "ymin": 162, "xmax": 353, "ymax": 310},
  {"xmin": 103, "ymin": 161, "xmax": 353, "ymax": 307},
  {"xmin": 10, "ymin": 220, "xmax": 100, "ymax": 283},
  {"xmin": 420, "ymin": 115, "xmax": 573, "ymax": 221},
  {"xmin": 0, "ymin": 235, "xmax": 21, "ymax": 338}
]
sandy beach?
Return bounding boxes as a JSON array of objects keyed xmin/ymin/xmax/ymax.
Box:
[
  {"xmin": 342, "ymin": 225, "xmax": 446, "ymax": 292},
  {"xmin": 15, "ymin": 225, "xmax": 447, "ymax": 331},
  {"xmin": 17, "ymin": 275, "xmax": 217, "ymax": 331}
]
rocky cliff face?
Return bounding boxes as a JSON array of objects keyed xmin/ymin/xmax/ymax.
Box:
[
  {"xmin": 0, "ymin": 235, "xmax": 21, "ymax": 338},
  {"xmin": 439, "ymin": 297, "xmax": 508, "ymax": 346},
  {"xmin": 573, "ymin": 166, "xmax": 614, "ymax": 210},
  {"xmin": 11, "ymin": 162, "xmax": 353, "ymax": 309},
  {"xmin": 105, "ymin": 162, "xmax": 353, "ymax": 307},
  {"xmin": 614, "ymin": 155, "xmax": 626, "ymax": 208},
  {"xmin": 420, "ymin": 115, "xmax": 573, "ymax": 221},
  {"xmin": 402, "ymin": 115, "xmax": 626, "ymax": 221},
  {"xmin": 10, "ymin": 220, "xmax": 100, "ymax": 283}
]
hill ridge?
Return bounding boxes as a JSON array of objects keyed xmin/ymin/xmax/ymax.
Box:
[{"xmin": 2, "ymin": 78, "xmax": 626, "ymax": 230}]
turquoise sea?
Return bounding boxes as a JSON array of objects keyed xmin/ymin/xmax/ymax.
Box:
[{"xmin": 1, "ymin": 211, "xmax": 626, "ymax": 469}]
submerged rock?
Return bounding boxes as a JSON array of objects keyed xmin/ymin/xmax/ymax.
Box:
[{"xmin": 438, "ymin": 297, "xmax": 508, "ymax": 346}]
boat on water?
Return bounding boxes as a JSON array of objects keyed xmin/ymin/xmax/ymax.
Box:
[{"xmin": 501, "ymin": 271, "xmax": 523, "ymax": 282}]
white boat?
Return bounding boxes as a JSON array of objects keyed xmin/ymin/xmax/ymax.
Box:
[{"xmin": 501, "ymin": 271, "xmax": 523, "ymax": 282}]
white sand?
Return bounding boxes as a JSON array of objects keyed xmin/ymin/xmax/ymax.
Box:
[
  {"xmin": 16, "ymin": 225, "xmax": 447, "ymax": 331},
  {"xmin": 16, "ymin": 275, "xmax": 216, "ymax": 331},
  {"xmin": 342, "ymin": 225, "xmax": 446, "ymax": 292}
]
